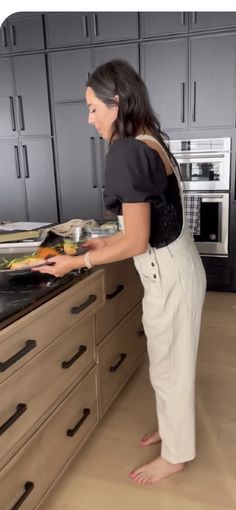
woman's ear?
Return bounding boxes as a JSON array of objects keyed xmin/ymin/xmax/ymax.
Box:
[{"xmin": 113, "ymin": 95, "xmax": 119, "ymax": 104}]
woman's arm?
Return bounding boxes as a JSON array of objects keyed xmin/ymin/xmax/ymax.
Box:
[{"xmin": 33, "ymin": 203, "xmax": 150, "ymax": 277}]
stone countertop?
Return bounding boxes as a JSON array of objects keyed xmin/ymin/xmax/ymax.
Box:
[{"xmin": 0, "ymin": 269, "xmax": 92, "ymax": 331}]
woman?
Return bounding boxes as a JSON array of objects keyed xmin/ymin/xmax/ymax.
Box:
[{"xmin": 34, "ymin": 60, "xmax": 206, "ymax": 485}]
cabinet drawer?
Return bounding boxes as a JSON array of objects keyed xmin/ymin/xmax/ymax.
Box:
[
  {"xmin": 97, "ymin": 304, "xmax": 146, "ymax": 414},
  {"xmin": 0, "ymin": 368, "xmax": 98, "ymax": 510},
  {"xmin": 0, "ymin": 271, "xmax": 104, "ymax": 383},
  {"xmin": 95, "ymin": 260, "xmax": 143, "ymax": 343},
  {"xmin": 0, "ymin": 315, "xmax": 95, "ymax": 467}
]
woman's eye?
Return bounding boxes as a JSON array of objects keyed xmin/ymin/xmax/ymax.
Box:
[{"xmin": 89, "ymin": 108, "xmax": 96, "ymax": 114}]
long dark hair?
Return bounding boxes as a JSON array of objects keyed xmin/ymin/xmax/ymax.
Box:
[{"xmin": 86, "ymin": 59, "xmax": 178, "ymax": 167}]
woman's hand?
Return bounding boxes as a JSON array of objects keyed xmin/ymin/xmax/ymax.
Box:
[{"xmin": 31, "ymin": 254, "xmax": 80, "ymax": 277}]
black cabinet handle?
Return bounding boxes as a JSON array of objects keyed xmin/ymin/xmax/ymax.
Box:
[
  {"xmin": 9, "ymin": 96, "xmax": 16, "ymax": 131},
  {"xmin": 92, "ymin": 14, "xmax": 98, "ymax": 37},
  {"xmin": 70, "ymin": 294, "xmax": 97, "ymax": 315},
  {"xmin": 181, "ymin": 82, "xmax": 185, "ymax": 123},
  {"xmin": 181, "ymin": 12, "xmax": 186, "ymax": 26},
  {"xmin": 11, "ymin": 481, "xmax": 34, "ymax": 510},
  {"xmin": 193, "ymin": 81, "xmax": 197, "ymax": 122},
  {"xmin": 192, "ymin": 12, "xmax": 197, "ymax": 24},
  {"xmin": 0, "ymin": 339, "xmax": 37, "ymax": 373},
  {"xmin": 99, "ymin": 136, "xmax": 106, "ymax": 188},
  {"xmin": 18, "ymin": 95, "xmax": 25, "ymax": 131},
  {"xmin": 0, "ymin": 403, "xmax": 27, "ymax": 436},
  {"xmin": 1, "ymin": 25, "xmax": 8, "ymax": 47},
  {"xmin": 61, "ymin": 345, "xmax": 87, "ymax": 369},
  {"xmin": 14, "ymin": 145, "xmax": 21, "ymax": 179},
  {"xmin": 109, "ymin": 352, "xmax": 127, "ymax": 372},
  {"xmin": 82, "ymin": 14, "xmax": 88, "ymax": 37},
  {"xmin": 106, "ymin": 284, "xmax": 124, "ymax": 300},
  {"xmin": 22, "ymin": 145, "xmax": 29, "ymax": 178},
  {"xmin": 90, "ymin": 136, "xmax": 98, "ymax": 188},
  {"xmin": 66, "ymin": 408, "xmax": 91, "ymax": 437},
  {"xmin": 10, "ymin": 24, "xmax": 16, "ymax": 46}
]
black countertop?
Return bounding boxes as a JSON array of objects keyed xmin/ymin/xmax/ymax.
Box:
[{"xmin": 0, "ymin": 269, "xmax": 91, "ymax": 331}]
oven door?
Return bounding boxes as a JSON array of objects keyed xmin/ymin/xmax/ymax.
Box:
[
  {"xmin": 177, "ymin": 153, "xmax": 230, "ymax": 191},
  {"xmin": 184, "ymin": 192, "xmax": 229, "ymax": 257}
]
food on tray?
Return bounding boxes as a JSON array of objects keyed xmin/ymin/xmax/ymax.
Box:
[
  {"xmin": 36, "ymin": 246, "xmax": 59, "ymax": 258},
  {"xmin": 63, "ymin": 239, "xmax": 78, "ymax": 255},
  {"xmin": 8, "ymin": 256, "xmax": 47, "ymax": 271}
]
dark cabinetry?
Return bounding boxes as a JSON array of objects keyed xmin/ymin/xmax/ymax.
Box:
[
  {"xmin": 189, "ymin": 12, "xmax": 236, "ymax": 32},
  {"xmin": 45, "ymin": 12, "xmax": 138, "ymax": 48},
  {"xmin": 140, "ymin": 12, "xmax": 188, "ymax": 37},
  {"xmin": 0, "ymin": 13, "xmax": 44, "ymax": 54}
]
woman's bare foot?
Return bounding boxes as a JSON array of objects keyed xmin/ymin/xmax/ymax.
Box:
[
  {"xmin": 140, "ymin": 430, "xmax": 161, "ymax": 447},
  {"xmin": 129, "ymin": 456, "xmax": 185, "ymax": 485}
]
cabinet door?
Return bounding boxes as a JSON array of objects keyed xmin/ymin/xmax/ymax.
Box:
[
  {"xmin": 0, "ymin": 22, "xmax": 10, "ymax": 54},
  {"xmin": 190, "ymin": 34, "xmax": 236, "ymax": 128},
  {"xmin": 7, "ymin": 14, "xmax": 44, "ymax": 51},
  {"xmin": 45, "ymin": 12, "xmax": 91, "ymax": 48},
  {"xmin": 49, "ymin": 49, "xmax": 91, "ymax": 102},
  {"xmin": 13, "ymin": 54, "xmax": 51, "ymax": 136},
  {"xmin": 54, "ymin": 102, "xmax": 102, "ymax": 221},
  {"xmin": 93, "ymin": 43, "xmax": 139, "ymax": 74},
  {"xmin": 141, "ymin": 39, "xmax": 188, "ymax": 130},
  {"xmin": 0, "ymin": 58, "xmax": 17, "ymax": 136},
  {"xmin": 91, "ymin": 12, "xmax": 138, "ymax": 43},
  {"xmin": 21, "ymin": 139, "xmax": 58, "ymax": 223},
  {"xmin": 190, "ymin": 12, "xmax": 236, "ymax": 31},
  {"xmin": 140, "ymin": 12, "xmax": 188, "ymax": 37},
  {"xmin": 0, "ymin": 140, "xmax": 27, "ymax": 221}
]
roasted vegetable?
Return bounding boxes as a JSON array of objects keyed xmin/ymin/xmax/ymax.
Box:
[
  {"xmin": 36, "ymin": 246, "xmax": 59, "ymax": 258},
  {"xmin": 63, "ymin": 239, "xmax": 78, "ymax": 255}
]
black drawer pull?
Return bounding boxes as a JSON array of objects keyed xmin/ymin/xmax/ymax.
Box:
[
  {"xmin": 0, "ymin": 403, "xmax": 27, "ymax": 436},
  {"xmin": 0, "ymin": 339, "xmax": 37, "ymax": 373},
  {"xmin": 11, "ymin": 481, "xmax": 34, "ymax": 510},
  {"xmin": 109, "ymin": 352, "xmax": 127, "ymax": 372},
  {"xmin": 61, "ymin": 345, "xmax": 87, "ymax": 369},
  {"xmin": 106, "ymin": 284, "xmax": 124, "ymax": 300},
  {"xmin": 66, "ymin": 408, "xmax": 91, "ymax": 437},
  {"xmin": 70, "ymin": 294, "xmax": 97, "ymax": 315}
]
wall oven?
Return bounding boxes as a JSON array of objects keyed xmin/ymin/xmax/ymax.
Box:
[{"xmin": 169, "ymin": 138, "xmax": 231, "ymax": 257}]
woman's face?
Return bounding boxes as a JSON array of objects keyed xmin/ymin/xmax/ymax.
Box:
[{"xmin": 86, "ymin": 86, "xmax": 118, "ymax": 140}]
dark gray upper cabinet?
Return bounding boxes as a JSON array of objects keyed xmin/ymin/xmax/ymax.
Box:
[
  {"xmin": 0, "ymin": 139, "xmax": 58, "ymax": 222},
  {"xmin": 54, "ymin": 102, "xmax": 103, "ymax": 221},
  {"xmin": 49, "ymin": 49, "xmax": 92, "ymax": 102},
  {"xmin": 22, "ymin": 139, "xmax": 58, "ymax": 222},
  {"xmin": 0, "ymin": 14, "xmax": 44, "ymax": 54},
  {"xmin": 190, "ymin": 34, "xmax": 236, "ymax": 128},
  {"xmin": 140, "ymin": 12, "xmax": 188, "ymax": 37},
  {"xmin": 141, "ymin": 39, "xmax": 188, "ymax": 131},
  {"xmin": 45, "ymin": 13, "xmax": 91, "ymax": 48},
  {"xmin": 0, "ymin": 58, "xmax": 17, "ymax": 136},
  {"xmin": 13, "ymin": 54, "xmax": 51, "ymax": 136},
  {"xmin": 93, "ymin": 43, "xmax": 139, "ymax": 74},
  {"xmin": 0, "ymin": 140, "xmax": 27, "ymax": 221},
  {"xmin": 190, "ymin": 12, "xmax": 236, "ymax": 32},
  {"xmin": 90, "ymin": 12, "xmax": 138, "ymax": 43}
]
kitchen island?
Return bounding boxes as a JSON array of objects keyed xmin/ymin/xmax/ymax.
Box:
[{"xmin": 0, "ymin": 259, "xmax": 145, "ymax": 510}]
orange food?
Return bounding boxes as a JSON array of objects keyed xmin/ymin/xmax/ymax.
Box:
[
  {"xmin": 10, "ymin": 256, "xmax": 46, "ymax": 270},
  {"xmin": 36, "ymin": 246, "xmax": 59, "ymax": 259}
]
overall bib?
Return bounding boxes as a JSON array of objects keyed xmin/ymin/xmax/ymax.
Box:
[{"xmin": 123, "ymin": 134, "xmax": 206, "ymax": 463}]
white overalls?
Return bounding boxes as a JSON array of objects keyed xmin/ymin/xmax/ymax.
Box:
[{"xmin": 120, "ymin": 134, "xmax": 206, "ymax": 463}]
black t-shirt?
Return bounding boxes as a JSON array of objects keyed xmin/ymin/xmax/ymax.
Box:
[{"xmin": 104, "ymin": 137, "xmax": 183, "ymax": 248}]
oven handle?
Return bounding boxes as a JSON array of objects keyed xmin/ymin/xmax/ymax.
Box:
[
  {"xmin": 184, "ymin": 193, "xmax": 224, "ymax": 201},
  {"xmin": 176, "ymin": 153, "xmax": 225, "ymax": 160}
]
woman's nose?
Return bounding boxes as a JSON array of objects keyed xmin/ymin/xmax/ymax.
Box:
[{"xmin": 88, "ymin": 113, "xmax": 94, "ymax": 125}]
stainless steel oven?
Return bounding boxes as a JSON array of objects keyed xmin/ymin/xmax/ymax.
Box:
[{"xmin": 169, "ymin": 138, "xmax": 231, "ymax": 257}]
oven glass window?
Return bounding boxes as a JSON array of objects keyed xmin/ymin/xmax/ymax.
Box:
[
  {"xmin": 179, "ymin": 161, "xmax": 221, "ymax": 182},
  {"xmin": 194, "ymin": 202, "xmax": 221, "ymax": 242}
]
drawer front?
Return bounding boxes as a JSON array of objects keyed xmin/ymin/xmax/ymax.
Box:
[
  {"xmin": 0, "ymin": 271, "xmax": 104, "ymax": 383},
  {"xmin": 98, "ymin": 304, "xmax": 146, "ymax": 413},
  {"xmin": 0, "ymin": 368, "xmax": 98, "ymax": 510},
  {"xmin": 0, "ymin": 316, "xmax": 95, "ymax": 467},
  {"xmin": 95, "ymin": 260, "xmax": 143, "ymax": 343}
]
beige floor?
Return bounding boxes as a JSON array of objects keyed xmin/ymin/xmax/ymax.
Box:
[{"xmin": 41, "ymin": 291, "xmax": 236, "ymax": 510}]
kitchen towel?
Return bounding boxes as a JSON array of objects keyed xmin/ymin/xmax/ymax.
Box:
[{"xmin": 184, "ymin": 195, "xmax": 201, "ymax": 236}]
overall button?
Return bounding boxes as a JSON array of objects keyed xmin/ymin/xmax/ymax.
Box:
[
  {"xmin": 151, "ymin": 262, "xmax": 155, "ymax": 267},
  {"xmin": 153, "ymin": 274, "xmax": 157, "ymax": 279},
  {"xmin": 149, "ymin": 249, "xmax": 152, "ymax": 255}
]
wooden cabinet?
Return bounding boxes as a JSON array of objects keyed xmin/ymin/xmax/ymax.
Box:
[
  {"xmin": 0, "ymin": 261, "xmax": 145, "ymax": 509},
  {"xmin": 0, "ymin": 13, "xmax": 44, "ymax": 54},
  {"xmin": 90, "ymin": 12, "xmax": 139, "ymax": 43},
  {"xmin": 189, "ymin": 12, "xmax": 236, "ymax": 32}
]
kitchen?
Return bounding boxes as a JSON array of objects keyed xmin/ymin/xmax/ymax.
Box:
[{"xmin": 0, "ymin": 11, "xmax": 236, "ymax": 510}]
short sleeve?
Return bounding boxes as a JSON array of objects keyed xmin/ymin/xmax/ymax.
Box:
[{"xmin": 104, "ymin": 138, "xmax": 168, "ymax": 211}]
